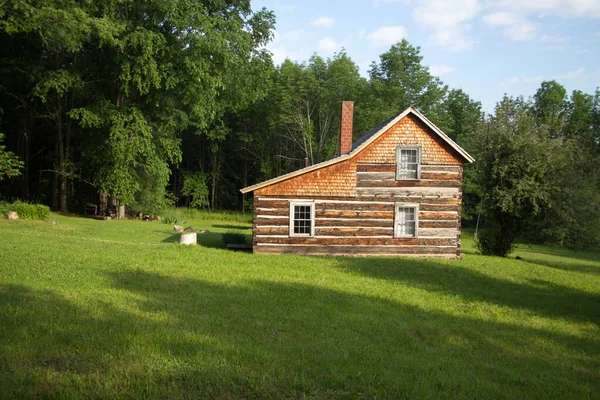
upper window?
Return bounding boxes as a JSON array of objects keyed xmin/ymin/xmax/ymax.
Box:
[
  {"xmin": 289, "ymin": 201, "xmax": 315, "ymax": 237},
  {"xmin": 395, "ymin": 204, "xmax": 418, "ymax": 238},
  {"xmin": 396, "ymin": 146, "xmax": 421, "ymax": 180}
]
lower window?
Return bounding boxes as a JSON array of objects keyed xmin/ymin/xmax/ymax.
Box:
[
  {"xmin": 289, "ymin": 201, "xmax": 315, "ymax": 237},
  {"xmin": 395, "ymin": 204, "xmax": 418, "ymax": 237}
]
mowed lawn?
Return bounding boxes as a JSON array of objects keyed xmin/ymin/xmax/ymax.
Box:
[{"xmin": 0, "ymin": 215, "xmax": 599, "ymax": 399}]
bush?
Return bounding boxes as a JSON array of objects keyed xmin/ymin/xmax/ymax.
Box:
[
  {"xmin": 475, "ymin": 228, "xmax": 515, "ymax": 257},
  {"xmin": 4, "ymin": 201, "xmax": 50, "ymax": 220},
  {"xmin": 222, "ymin": 231, "xmax": 248, "ymax": 247},
  {"xmin": 162, "ymin": 216, "xmax": 186, "ymax": 225}
]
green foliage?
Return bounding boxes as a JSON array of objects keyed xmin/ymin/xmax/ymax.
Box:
[
  {"xmin": 221, "ymin": 231, "xmax": 249, "ymax": 247},
  {"xmin": 161, "ymin": 216, "xmax": 186, "ymax": 225},
  {"xmin": 180, "ymin": 171, "xmax": 210, "ymax": 209},
  {"xmin": 0, "ymin": 134, "xmax": 23, "ymax": 181},
  {"xmin": 4, "ymin": 201, "xmax": 50, "ymax": 220},
  {"xmin": 476, "ymin": 227, "xmax": 515, "ymax": 257},
  {"xmin": 471, "ymin": 97, "xmax": 557, "ymax": 256}
]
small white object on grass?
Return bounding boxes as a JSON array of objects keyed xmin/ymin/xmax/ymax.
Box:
[
  {"xmin": 6, "ymin": 211, "xmax": 18, "ymax": 220},
  {"xmin": 179, "ymin": 232, "xmax": 197, "ymax": 245}
]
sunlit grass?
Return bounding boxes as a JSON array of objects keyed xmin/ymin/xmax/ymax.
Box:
[{"xmin": 0, "ymin": 214, "xmax": 598, "ymax": 399}]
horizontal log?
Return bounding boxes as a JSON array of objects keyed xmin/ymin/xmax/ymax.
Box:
[
  {"xmin": 316, "ymin": 202, "xmax": 394, "ymax": 211},
  {"xmin": 255, "ymin": 195, "xmax": 461, "ymax": 204},
  {"xmin": 315, "ymin": 227, "xmax": 393, "ymax": 236},
  {"xmin": 357, "ymin": 180, "xmax": 461, "ymax": 188},
  {"xmin": 419, "ymin": 203, "xmax": 461, "ymax": 212},
  {"xmin": 255, "ymin": 226, "xmax": 289, "ymax": 235},
  {"xmin": 356, "ymin": 172, "xmax": 396, "ymax": 181},
  {"xmin": 316, "ymin": 210, "xmax": 393, "ymax": 219},
  {"xmin": 420, "ymin": 165, "xmax": 461, "ymax": 172},
  {"xmin": 254, "ymin": 199, "xmax": 289, "ymax": 209},
  {"xmin": 357, "ymin": 187, "xmax": 460, "ymax": 196},
  {"xmin": 418, "ymin": 228, "xmax": 459, "ymax": 237},
  {"xmin": 357, "ymin": 163, "xmax": 395, "ymax": 172},
  {"xmin": 256, "ymin": 237, "xmax": 458, "ymax": 246},
  {"xmin": 255, "ymin": 217, "xmax": 288, "ymax": 226},
  {"xmin": 419, "ymin": 211, "xmax": 457, "ymax": 220},
  {"xmin": 420, "ymin": 172, "xmax": 460, "ymax": 180},
  {"xmin": 256, "ymin": 208, "xmax": 288, "ymax": 216},
  {"xmin": 419, "ymin": 220, "xmax": 458, "ymax": 228},
  {"xmin": 255, "ymin": 245, "xmax": 458, "ymax": 256},
  {"xmin": 316, "ymin": 218, "xmax": 394, "ymax": 228}
]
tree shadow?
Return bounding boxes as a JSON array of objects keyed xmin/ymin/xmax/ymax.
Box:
[
  {"xmin": 1, "ymin": 272, "xmax": 598, "ymax": 398},
  {"xmin": 512, "ymin": 247, "xmax": 600, "ymax": 276},
  {"xmin": 334, "ymin": 256, "xmax": 600, "ymax": 325},
  {"xmin": 211, "ymin": 224, "xmax": 251, "ymax": 230}
]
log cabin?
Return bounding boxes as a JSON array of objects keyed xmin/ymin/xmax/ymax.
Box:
[{"xmin": 240, "ymin": 102, "xmax": 475, "ymax": 258}]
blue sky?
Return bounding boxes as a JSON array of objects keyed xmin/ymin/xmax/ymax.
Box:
[{"xmin": 252, "ymin": 0, "xmax": 600, "ymax": 113}]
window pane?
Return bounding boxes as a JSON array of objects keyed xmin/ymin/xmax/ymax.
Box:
[{"xmin": 397, "ymin": 207, "xmax": 416, "ymax": 237}]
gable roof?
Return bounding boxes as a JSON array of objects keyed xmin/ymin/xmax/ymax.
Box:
[{"xmin": 240, "ymin": 106, "xmax": 474, "ymax": 194}]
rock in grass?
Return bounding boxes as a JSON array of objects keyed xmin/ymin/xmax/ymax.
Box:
[
  {"xmin": 174, "ymin": 225, "xmax": 184, "ymax": 233},
  {"xmin": 6, "ymin": 211, "xmax": 18, "ymax": 220}
]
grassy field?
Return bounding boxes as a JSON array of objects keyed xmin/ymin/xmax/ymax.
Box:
[{"xmin": 0, "ymin": 213, "xmax": 598, "ymax": 399}]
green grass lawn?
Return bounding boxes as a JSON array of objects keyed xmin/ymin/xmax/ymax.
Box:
[{"xmin": 0, "ymin": 214, "xmax": 599, "ymax": 399}]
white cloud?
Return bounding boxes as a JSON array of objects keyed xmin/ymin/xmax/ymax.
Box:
[
  {"xmin": 317, "ymin": 37, "xmax": 338, "ymax": 53},
  {"xmin": 493, "ymin": 0, "xmax": 600, "ymax": 19},
  {"xmin": 539, "ymin": 34, "xmax": 570, "ymax": 43},
  {"xmin": 500, "ymin": 74, "xmax": 543, "ymax": 86},
  {"xmin": 553, "ymin": 67, "xmax": 585, "ymax": 80},
  {"xmin": 412, "ymin": 0, "xmax": 480, "ymax": 52},
  {"xmin": 429, "ymin": 65, "xmax": 455, "ymax": 76},
  {"xmin": 482, "ymin": 11, "xmax": 538, "ymax": 41},
  {"xmin": 312, "ymin": 17, "xmax": 335, "ymax": 28},
  {"xmin": 267, "ymin": 30, "xmax": 306, "ymax": 65},
  {"xmin": 367, "ymin": 25, "xmax": 407, "ymax": 47}
]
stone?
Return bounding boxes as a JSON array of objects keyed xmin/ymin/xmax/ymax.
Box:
[
  {"xmin": 179, "ymin": 232, "xmax": 197, "ymax": 246},
  {"xmin": 174, "ymin": 225, "xmax": 184, "ymax": 233},
  {"xmin": 6, "ymin": 211, "xmax": 18, "ymax": 220}
]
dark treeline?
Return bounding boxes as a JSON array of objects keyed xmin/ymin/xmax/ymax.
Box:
[{"xmin": 1, "ymin": 0, "xmax": 599, "ymax": 254}]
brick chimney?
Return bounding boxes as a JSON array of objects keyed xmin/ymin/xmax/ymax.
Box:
[{"xmin": 339, "ymin": 101, "xmax": 354, "ymax": 155}]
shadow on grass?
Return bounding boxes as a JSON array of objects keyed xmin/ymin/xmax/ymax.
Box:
[
  {"xmin": 335, "ymin": 257, "xmax": 600, "ymax": 325},
  {"xmin": 1, "ymin": 268, "xmax": 598, "ymax": 398},
  {"xmin": 159, "ymin": 231, "xmax": 224, "ymax": 249},
  {"xmin": 211, "ymin": 224, "xmax": 252, "ymax": 230}
]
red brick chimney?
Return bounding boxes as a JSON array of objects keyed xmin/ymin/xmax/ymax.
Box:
[{"xmin": 339, "ymin": 101, "xmax": 354, "ymax": 155}]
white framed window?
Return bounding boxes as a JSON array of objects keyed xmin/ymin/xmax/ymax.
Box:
[
  {"xmin": 394, "ymin": 203, "xmax": 419, "ymax": 238},
  {"xmin": 396, "ymin": 146, "xmax": 421, "ymax": 180},
  {"xmin": 289, "ymin": 201, "xmax": 315, "ymax": 237}
]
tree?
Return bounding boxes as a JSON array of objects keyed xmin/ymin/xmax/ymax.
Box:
[
  {"xmin": 0, "ymin": 133, "xmax": 23, "ymax": 181},
  {"xmin": 472, "ymin": 97, "xmax": 557, "ymax": 256}
]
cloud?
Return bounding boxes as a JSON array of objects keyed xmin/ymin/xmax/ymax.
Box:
[
  {"xmin": 482, "ymin": 11, "xmax": 538, "ymax": 41},
  {"xmin": 312, "ymin": 17, "xmax": 335, "ymax": 28},
  {"xmin": 539, "ymin": 34, "xmax": 570, "ymax": 43},
  {"xmin": 317, "ymin": 37, "xmax": 338, "ymax": 53},
  {"xmin": 553, "ymin": 67, "xmax": 585, "ymax": 80},
  {"xmin": 367, "ymin": 25, "xmax": 407, "ymax": 47},
  {"xmin": 500, "ymin": 75, "xmax": 543, "ymax": 86},
  {"xmin": 429, "ymin": 65, "xmax": 455, "ymax": 76},
  {"xmin": 493, "ymin": 0, "xmax": 600, "ymax": 19},
  {"xmin": 412, "ymin": 0, "xmax": 480, "ymax": 52},
  {"xmin": 267, "ymin": 30, "xmax": 306, "ymax": 65}
]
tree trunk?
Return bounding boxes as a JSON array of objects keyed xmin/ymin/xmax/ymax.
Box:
[{"xmin": 56, "ymin": 103, "xmax": 68, "ymax": 212}]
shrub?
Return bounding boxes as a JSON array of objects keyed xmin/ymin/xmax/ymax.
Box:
[
  {"xmin": 162, "ymin": 216, "xmax": 186, "ymax": 225},
  {"xmin": 222, "ymin": 231, "xmax": 248, "ymax": 247},
  {"xmin": 6, "ymin": 201, "xmax": 50, "ymax": 220},
  {"xmin": 476, "ymin": 228, "xmax": 515, "ymax": 257}
]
